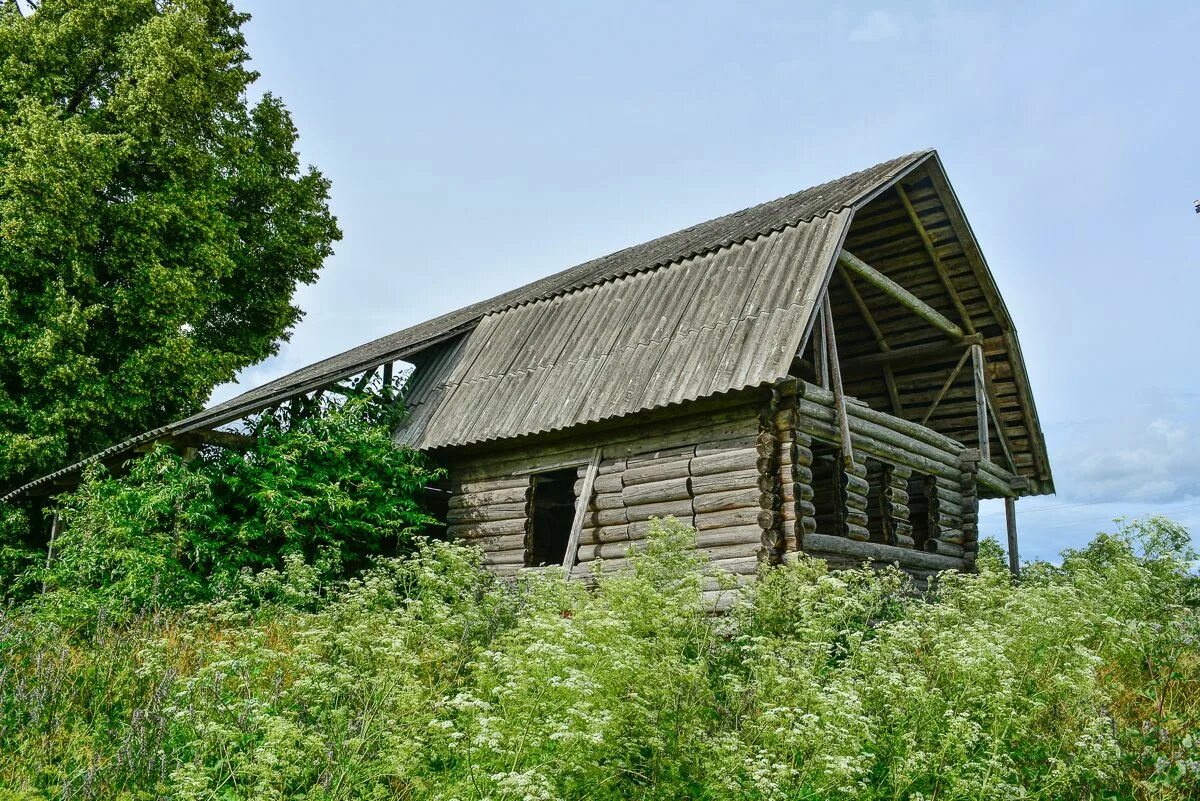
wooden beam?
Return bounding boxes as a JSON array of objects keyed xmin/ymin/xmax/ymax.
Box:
[
  {"xmin": 894, "ymin": 183, "xmax": 976, "ymax": 334},
  {"xmin": 42, "ymin": 512, "xmax": 61, "ymax": 594},
  {"xmin": 562, "ymin": 448, "xmax": 602, "ymax": 575},
  {"xmin": 970, "ymin": 343, "xmax": 990, "ymax": 462},
  {"xmin": 1005, "ymin": 496, "xmax": 1020, "ymax": 577},
  {"xmin": 838, "ymin": 270, "xmax": 903, "ymax": 416},
  {"xmin": 823, "ymin": 295, "xmax": 854, "ymax": 469},
  {"xmin": 841, "ymin": 333, "xmax": 983, "ymax": 375},
  {"xmin": 981, "ymin": 365, "xmax": 1019, "ymax": 474},
  {"xmin": 919, "ymin": 348, "xmax": 972, "ymax": 426},
  {"xmin": 814, "ymin": 306, "xmax": 830, "ymax": 389},
  {"xmin": 837, "ymin": 250, "xmax": 965, "ymax": 341}
]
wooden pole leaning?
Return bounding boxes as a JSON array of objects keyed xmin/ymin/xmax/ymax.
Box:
[
  {"xmin": 562, "ymin": 447, "xmax": 603, "ymax": 576},
  {"xmin": 822, "ymin": 295, "xmax": 854, "ymax": 469}
]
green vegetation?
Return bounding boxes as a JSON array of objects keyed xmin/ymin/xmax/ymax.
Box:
[
  {"xmin": 0, "ymin": 508, "xmax": 1196, "ymax": 799},
  {"xmin": 0, "ymin": 0, "xmax": 341, "ymax": 488},
  {"xmin": 0, "ymin": 398, "xmax": 443, "ymax": 621}
]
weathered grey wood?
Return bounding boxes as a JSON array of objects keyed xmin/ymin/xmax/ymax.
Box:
[
  {"xmin": 894, "ymin": 182, "xmax": 976, "ymax": 335},
  {"xmin": 445, "ymin": 502, "xmax": 529, "ymax": 523},
  {"xmin": 823, "ymin": 294, "xmax": 855, "ymax": 469},
  {"xmin": 42, "ymin": 512, "xmax": 61, "ymax": 594},
  {"xmin": 925, "ymin": 540, "xmax": 964, "ymax": 557},
  {"xmin": 838, "ymin": 269, "xmax": 904, "ymax": 416},
  {"xmin": 920, "ymin": 347, "xmax": 972, "ymax": 426},
  {"xmin": 1005, "ymin": 496, "xmax": 1020, "ymax": 577},
  {"xmin": 449, "ymin": 486, "xmax": 530, "ymax": 509},
  {"xmin": 578, "ymin": 524, "xmax": 630, "ymax": 545},
  {"xmin": 693, "ymin": 487, "xmax": 762, "ymax": 514},
  {"xmin": 690, "ymin": 468, "xmax": 766, "ymax": 496},
  {"xmin": 837, "ymin": 250, "xmax": 965, "ymax": 340},
  {"xmin": 447, "ymin": 517, "xmax": 528, "ymax": 540},
  {"xmin": 621, "ymin": 476, "xmax": 691, "ymax": 506},
  {"xmin": 814, "ymin": 305, "xmax": 830, "ymax": 388},
  {"xmin": 562, "ymin": 447, "xmax": 602, "ymax": 572},
  {"xmin": 690, "ymin": 448, "xmax": 758, "ymax": 476},
  {"xmin": 695, "ymin": 434, "xmax": 759, "ymax": 456},
  {"xmin": 695, "ymin": 525, "xmax": 764, "ymax": 548},
  {"xmin": 803, "ymin": 533, "xmax": 964, "ymax": 571},
  {"xmin": 696, "ymin": 507, "xmax": 762, "ymax": 530},
  {"xmin": 622, "ymin": 457, "xmax": 692, "ymax": 486},
  {"xmin": 971, "ymin": 343, "xmax": 990, "ymax": 462},
  {"xmin": 455, "ymin": 476, "xmax": 531, "ymax": 495},
  {"xmin": 625, "ymin": 499, "xmax": 694, "ymax": 523},
  {"xmin": 840, "ymin": 334, "xmax": 982, "ymax": 375}
]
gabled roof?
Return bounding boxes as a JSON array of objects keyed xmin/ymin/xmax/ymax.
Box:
[{"xmin": 3, "ymin": 149, "xmax": 1055, "ymax": 502}]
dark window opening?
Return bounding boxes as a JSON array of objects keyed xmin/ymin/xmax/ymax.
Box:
[
  {"xmin": 529, "ymin": 468, "xmax": 578, "ymax": 566},
  {"xmin": 810, "ymin": 441, "xmax": 842, "ymax": 535},
  {"xmin": 864, "ymin": 458, "xmax": 888, "ymax": 544},
  {"xmin": 907, "ymin": 473, "xmax": 934, "ymax": 550}
]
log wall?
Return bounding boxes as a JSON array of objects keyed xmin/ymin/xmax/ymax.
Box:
[{"xmin": 440, "ymin": 378, "xmax": 1007, "ymax": 594}]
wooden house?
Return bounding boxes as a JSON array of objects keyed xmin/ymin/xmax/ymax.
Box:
[{"xmin": 3, "ymin": 150, "xmax": 1052, "ymax": 588}]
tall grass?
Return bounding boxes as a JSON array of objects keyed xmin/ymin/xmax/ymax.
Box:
[{"xmin": 0, "ymin": 517, "xmax": 1196, "ymax": 800}]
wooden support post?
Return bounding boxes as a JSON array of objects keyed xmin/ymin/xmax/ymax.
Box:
[
  {"xmin": 1005, "ymin": 496, "xmax": 1020, "ymax": 577},
  {"xmin": 814, "ymin": 306, "xmax": 830, "ymax": 389},
  {"xmin": 970, "ymin": 343, "xmax": 990, "ymax": 462},
  {"xmin": 837, "ymin": 250, "xmax": 965, "ymax": 341},
  {"xmin": 382, "ymin": 361, "xmax": 394, "ymax": 401},
  {"xmin": 822, "ymin": 295, "xmax": 853, "ymax": 469},
  {"xmin": 562, "ymin": 447, "xmax": 602, "ymax": 575},
  {"xmin": 41, "ymin": 512, "xmax": 62, "ymax": 594}
]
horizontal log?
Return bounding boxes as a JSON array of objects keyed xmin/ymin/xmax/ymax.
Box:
[
  {"xmin": 627, "ymin": 517, "xmax": 692, "ymax": 539},
  {"xmin": 454, "ymin": 476, "xmax": 530, "ymax": 494},
  {"xmin": 694, "ymin": 525, "xmax": 764, "ymax": 549},
  {"xmin": 626, "ymin": 444, "xmax": 695, "ymax": 465},
  {"xmin": 696, "ymin": 507, "xmax": 762, "ymax": 530},
  {"xmin": 447, "ymin": 517, "xmax": 528, "ymax": 540},
  {"xmin": 694, "ymin": 434, "xmax": 759, "ymax": 455},
  {"xmin": 590, "ymin": 492, "xmax": 625, "ymax": 511},
  {"xmin": 926, "ymin": 540, "xmax": 964, "ymax": 557},
  {"xmin": 465, "ymin": 533, "xmax": 527, "ymax": 552},
  {"xmin": 575, "ymin": 473, "xmax": 623, "ymax": 495},
  {"xmin": 693, "ymin": 487, "xmax": 763, "ymax": 514},
  {"xmin": 803, "ymin": 533, "xmax": 965, "ymax": 572},
  {"xmin": 591, "ymin": 508, "xmax": 628, "ymax": 527},
  {"xmin": 578, "ymin": 525, "xmax": 629, "ymax": 545},
  {"xmin": 449, "ymin": 485, "xmax": 530, "ymax": 509},
  {"xmin": 622, "ymin": 476, "xmax": 692, "ymax": 506},
  {"xmin": 690, "ymin": 448, "xmax": 759, "ymax": 476},
  {"xmin": 690, "ymin": 468, "xmax": 766, "ymax": 495},
  {"xmin": 707, "ymin": 555, "xmax": 761, "ymax": 576},
  {"xmin": 623, "ymin": 457, "xmax": 692, "ymax": 486},
  {"xmin": 625, "ymin": 499, "xmax": 695, "ymax": 523},
  {"xmin": 482, "ymin": 549, "xmax": 528, "ymax": 566},
  {"xmin": 445, "ymin": 502, "xmax": 529, "ymax": 523}
]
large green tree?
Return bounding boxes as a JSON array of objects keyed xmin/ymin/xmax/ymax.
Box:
[{"xmin": 0, "ymin": 0, "xmax": 341, "ymax": 489}]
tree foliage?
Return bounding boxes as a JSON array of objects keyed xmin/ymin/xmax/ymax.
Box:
[
  {"xmin": 0, "ymin": 0, "xmax": 341, "ymax": 488},
  {"xmin": 16, "ymin": 399, "xmax": 443, "ymax": 622}
]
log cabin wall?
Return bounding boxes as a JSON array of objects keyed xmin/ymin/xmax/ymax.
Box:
[
  {"xmin": 439, "ymin": 393, "xmax": 775, "ymax": 606},
  {"xmin": 777, "ymin": 378, "xmax": 981, "ymax": 585}
]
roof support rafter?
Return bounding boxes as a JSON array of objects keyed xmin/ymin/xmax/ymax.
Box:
[
  {"xmin": 837, "ymin": 270, "xmax": 903, "ymax": 417},
  {"xmin": 837, "ymin": 250, "xmax": 965, "ymax": 342},
  {"xmin": 894, "ymin": 183, "xmax": 976, "ymax": 335}
]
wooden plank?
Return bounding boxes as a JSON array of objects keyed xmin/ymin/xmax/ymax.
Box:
[
  {"xmin": 919, "ymin": 348, "xmax": 972, "ymax": 426},
  {"xmin": 840, "ymin": 334, "xmax": 983, "ymax": 375},
  {"xmin": 837, "ymin": 250, "xmax": 965, "ymax": 341},
  {"xmin": 1005, "ymin": 496, "xmax": 1020, "ymax": 577},
  {"xmin": 971, "ymin": 343, "xmax": 990, "ymax": 462},
  {"xmin": 803, "ymin": 532, "xmax": 964, "ymax": 572},
  {"xmin": 894, "ymin": 183, "xmax": 976, "ymax": 334},
  {"xmin": 823, "ymin": 294, "xmax": 854, "ymax": 469},
  {"xmin": 562, "ymin": 448, "xmax": 602, "ymax": 573},
  {"xmin": 838, "ymin": 270, "xmax": 903, "ymax": 416}
]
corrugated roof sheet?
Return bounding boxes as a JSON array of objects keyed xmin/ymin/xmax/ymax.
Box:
[
  {"xmin": 396, "ymin": 212, "xmax": 852, "ymax": 448},
  {"xmin": 3, "ymin": 150, "xmax": 933, "ymax": 502}
]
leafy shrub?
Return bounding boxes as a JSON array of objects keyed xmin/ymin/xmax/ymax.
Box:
[
  {"xmin": 20, "ymin": 398, "xmax": 443, "ymax": 623},
  {"xmin": 0, "ymin": 516, "xmax": 1195, "ymax": 800}
]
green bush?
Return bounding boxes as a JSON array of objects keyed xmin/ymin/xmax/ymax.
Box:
[
  {"xmin": 0, "ymin": 516, "xmax": 1195, "ymax": 800},
  {"xmin": 18, "ymin": 398, "xmax": 443, "ymax": 624}
]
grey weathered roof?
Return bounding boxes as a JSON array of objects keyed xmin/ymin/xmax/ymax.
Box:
[
  {"xmin": 395, "ymin": 211, "xmax": 851, "ymax": 448},
  {"xmin": 3, "ymin": 149, "xmax": 935, "ymax": 502}
]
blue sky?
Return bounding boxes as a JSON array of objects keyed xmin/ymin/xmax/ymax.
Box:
[{"xmin": 218, "ymin": 1, "xmax": 1200, "ymax": 561}]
